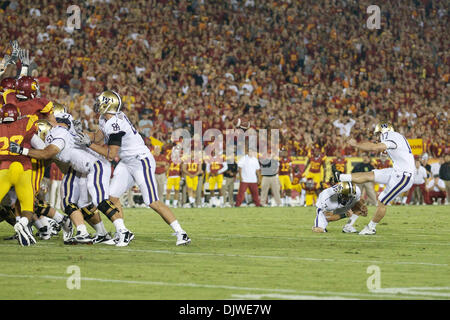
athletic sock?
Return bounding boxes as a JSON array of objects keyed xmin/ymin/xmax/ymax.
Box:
[
  {"xmin": 348, "ymin": 214, "xmax": 359, "ymax": 226},
  {"xmin": 189, "ymin": 197, "xmax": 195, "ymax": 204},
  {"xmin": 173, "ymin": 200, "xmax": 178, "ymax": 206},
  {"xmin": 76, "ymin": 224, "xmax": 88, "ymax": 235},
  {"xmin": 52, "ymin": 211, "xmax": 64, "ymax": 224},
  {"xmin": 368, "ymin": 220, "xmax": 378, "ymax": 229},
  {"xmin": 340, "ymin": 174, "xmax": 352, "ymax": 182},
  {"xmin": 113, "ymin": 218, "xmax": 127, "ymax": 232},
  {"xmin": 34, "ymin": 219, "xmax": 44, "ymax": 230},
  {"xmin": 93, "ymin": 221, "xmax": 108, "ymax": 236},
  {"xmin": 219, "ymin": 196, "xmax": 224, "ymax": 205},
  {"xmin": 165, "ymin": 199, "xmax": 170, "ymax": 205},
  {"xmin": 170, "ymin": 220, "xmax": 183, "ymax": 234}
]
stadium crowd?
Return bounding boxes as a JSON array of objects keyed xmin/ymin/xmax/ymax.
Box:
[{"xmin": 1, "ymin": 0, "xmax": 448, "ymax": 208}]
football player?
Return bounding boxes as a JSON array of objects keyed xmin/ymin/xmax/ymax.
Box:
[
  {"xmin": 206, "ymin": 151, "xmax": 227, "ymax": 208},
  {"xmin": 166, "ymin": 158, "xmax": 182, "ymax": 208},
  {"xmin": 333, "ymin": 123, "xmax": 415, "ymax": 235},
  {"xmin": 0, "ymin": 104, "xmax": 40, "ymax": 246},
  {"xmin": 312, "ymin": 181, "xmax": 367, "ymax": 233},
  {"xmin": 75, "ymin": 91, "xmax": 191, "ymax": 246},
  {"xmin": 10, "ymin": 118, "xmax": 125, "ymax": 245},
  {"xmin": 278, "ymin": 149, "xmax": 293, "ymax": 206},
  {"xmin": 305, "ymin": 148, "xmax": 326, "ymax": 186},
  {"xmin": 0, "ymin": 41, "xmax": 20, "ymax": 81},
  {"xmin": 182, "ymin": 152, "xmax": 203, "ymax": 209},
  {"xmin": 51, "ymin": 106, "xmax": 112, "ymax": 244}
]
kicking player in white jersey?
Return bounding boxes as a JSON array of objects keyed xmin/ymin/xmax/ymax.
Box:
[
  {"xmin": 312, "ymin": 181, "xmax": 368, "ymax": 233},
  {"xmin": 75, "ymin": 90, "xmax": 191, "ymax": 245},
  {"xmin": 333, "ymin": 123, "xmax": 415, "ymax": 235},
  {"xmin": 10, "ymin": 118, "xmax": 133, "ymax": 246}
]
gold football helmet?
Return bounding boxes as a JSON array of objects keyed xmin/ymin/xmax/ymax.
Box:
[
  {"xmin": 35, "ymin": 119, "xmax": 53, "ymax": 141},
  {"xmin": 340, "ymin": 181, "xmax": 356, "ymax": 198},
  {"xmin": 333, "ymin": 181, "xmax": 357, "ymax": 199},
  {"xmin": 374, "ymin": 122, "xmax": 394, "ymax": 134},
  {"xmin": 52, "ymin": 102, "xmax": 67, "ymax": 116},
  {"xmin": 93, "ymin": 90, "xmax": 122, "ymax": 114}
]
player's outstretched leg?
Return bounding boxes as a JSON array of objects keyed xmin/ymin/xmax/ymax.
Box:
[{"xmin": 150, "ymin": 200, "xmax": 191, "ymax": 246}]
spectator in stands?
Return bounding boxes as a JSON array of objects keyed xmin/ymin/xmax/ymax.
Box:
[{"xmin": 1, "ymin": 0, "xmax": 447, "ymax": 169}]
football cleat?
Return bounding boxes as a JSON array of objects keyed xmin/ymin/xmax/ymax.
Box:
[
  {"xmin": 175, "ymin": 232, "xmax": 191, "ymax": 246},
  {"xmin": 92, "ymin": 233, "xmax": 115, "ymax": 245},
  {"xmin": 14, "ymin": 218, "xmax": 36, "ymax": 246},
  {"xmin": 342, "ymin": 225, "xmax": 358, "ymax": 233},
  {"xmin": 49, "ymin": 219, "xmax": 61, "ymax": 235},
  {"xmin": 359, "ymin": 226, "xmax": 376, "ymax": 235},
  {"xmin": 60, "ymin": 216, "xmax": 73, "ymax": 242},
  {"xmin": 64, "ymin": 231, "xmax": 93, "ymax": 245},
  {"xmin": 37, "ymin": 226, "xmax": 52, "ymax": 240},
  {"xmin": 115, "ymin": 230, "xmax": 135, "ymax": 247},
  {"xmin": 312, "ymin": 226, "xmax": 327, "ymax": 233}
]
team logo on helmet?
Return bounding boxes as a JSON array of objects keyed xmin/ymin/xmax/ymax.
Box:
[{"xmin": 93, "ymin": 90, "xmax": 122, "ymax": 114}]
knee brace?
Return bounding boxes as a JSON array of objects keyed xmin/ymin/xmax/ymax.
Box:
[
  {"xmin": 34, "ymin": 200, "xmax": 51, "ymax": 217},
  {"xmin": 81, "ymin": 204, "xmax": 96, "ymax": 221},
  {"xmin": 97, "ymin": 200, "xmax": 119, "ymax": 220},
  {"xmin": 64, "ymin": 203, "xmax": 80, "ymax": 217}
]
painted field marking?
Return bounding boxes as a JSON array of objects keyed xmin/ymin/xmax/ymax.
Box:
[
  {"xmin": 0, "ymin": 273, "xmax": 441, "ymax": 300},
  {"xmin": 230, "ymin": 293, "xmax": 359, "ymax": 300},
  {"xmin": 0, "ymin": 243, "xmax": 447, "ymax": 267}
]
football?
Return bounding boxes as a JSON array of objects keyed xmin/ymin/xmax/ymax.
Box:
[{"xmin": 234, "ymin": 117, "xmax": 251, "ymax": 130}]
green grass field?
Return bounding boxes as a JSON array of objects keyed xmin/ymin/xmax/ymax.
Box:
[{"xmin": 0, "ymin": 205, "xmax": 449, "ymax": 300}]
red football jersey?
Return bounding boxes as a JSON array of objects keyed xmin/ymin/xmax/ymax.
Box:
[
  {"xmin": 374, "ymin": 158, "xmax": 391, "ymax": 169},
  {"xmin": 168, "ymin": 161, "xmax": 181, "ymax": 177},
  {"xmin": 0, "ymin": 118, "xmax": 35, "ymax": 170},
  {"xmin": 309, "ymin": 155, "xmax": 325, "ymax": 173},
  {"xmin": 185, "ymin": 161, "xmax": 202, "ymax": 175},
  {"xmin": 50, "ymin": 162, "xmax": 64, "ymax": 181},
  {"xmin": 332, "ymin": 157, "xmax": 347, "ymax": 173},
  {"xmin": 4, "ymin": 90, "xmax": 53, "ymax": 119},
  {"xmin": 279, "ymin": 157, "xmax": 291, "ymax": 176},
  {"xmin": 154, "ymin": 154, "xmax": 169, "ymax": 175},
  {"xmin": 291, "ymin": 170, "xmax": 303, "ymax": 185},
  {"xmin": 209, "ymin": 156, "xmax": 225, "ymax": 175}
]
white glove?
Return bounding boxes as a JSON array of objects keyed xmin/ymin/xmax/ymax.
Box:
[
  {"xmin": 74, "ymin": 132, "xmax": 91, "ymax": 147},
  {"xmin": 19, "ymin": 49, "xmax": 33, "ymax": 67},
  {"xmin": 73, "ymin": 120, "xmax": 83, "ymax": 134}
]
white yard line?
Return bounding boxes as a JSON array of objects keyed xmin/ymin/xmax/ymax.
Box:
[
  {"xmin": 0, "ymin": 273, "xmax": 440, "ymax": 300},
  {"xmin": 1, "ymin": 243, "xmax": 446, "ymax": 267}
]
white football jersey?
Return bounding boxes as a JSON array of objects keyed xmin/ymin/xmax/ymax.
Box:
[
  {"xmin": 45, "ymin": 126, "xmax": 98, "ymax": 174},
  {"xmin": 379, "ymin": 131, "xmax": 415, "ymax": 173},
  {"xmin": 316, "ymin": 185, "xmax": 361, "ymax": 215},
  {"xmin": 55, "ymin": 112, "xmax": 77, "ymax": 135},
  {"xmin": 99, "ymin": 112, "xmax": 151, "ymax": 162}
]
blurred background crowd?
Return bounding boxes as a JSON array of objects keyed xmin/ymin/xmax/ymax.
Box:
[
  {"xmin": 0, "ymin": 0, "xmax": 448, "ymax": 207},
  {"xmin": 0, "ymin": 0, "xmax": 448, "ymax": 157}
]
